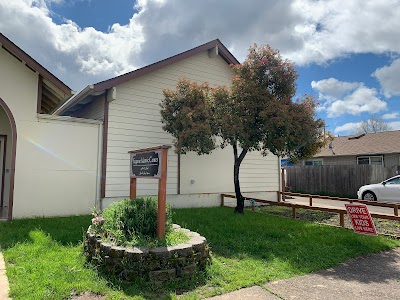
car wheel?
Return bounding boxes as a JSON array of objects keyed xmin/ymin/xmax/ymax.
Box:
[{"xmin": 362, "ymin": 191, "xmax": 377, "ymax": 202}]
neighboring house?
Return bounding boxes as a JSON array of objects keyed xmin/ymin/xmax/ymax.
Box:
[
  {"xmin": 0, "ymin": 33, "xmax": 102, "ymax": 219},
  {"xmin": 301, "ymin": 131, "xmax": 400, "ymax": 168},
  {"xmin": 55, "ymin": 39, "xmax": 280, "ymax": 210}
]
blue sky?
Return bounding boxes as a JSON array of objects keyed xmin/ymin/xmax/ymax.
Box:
[{"xmin": 1, "ymin": 0, "xmax": 400, "ymax": 135}]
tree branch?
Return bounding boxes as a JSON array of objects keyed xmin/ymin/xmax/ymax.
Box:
[{"xmin": 238, "ymin": 148, "xmax": 248, "ymax": 164}]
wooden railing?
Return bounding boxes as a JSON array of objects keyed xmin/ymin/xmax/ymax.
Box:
[{"xmin": 220, "ymin": 192, "xmax": 400, "ymax": 227}]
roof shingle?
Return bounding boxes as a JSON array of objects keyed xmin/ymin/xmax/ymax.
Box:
[{"xmin": 315, "ymin": 130, "xmax": 400, "ymax": 157}]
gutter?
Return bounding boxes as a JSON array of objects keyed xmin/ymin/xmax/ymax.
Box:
[{"xmin": 52, "ymin": 85, "xmax": 94, "ymax": 115}]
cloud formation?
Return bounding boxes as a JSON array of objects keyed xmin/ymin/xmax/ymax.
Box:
[
  {"xmin": 1, "ymin": 0, "xmax": 400, "ymax": 91},
  {"xmin": 312, "ymin": 78, "xmax": 387, "ymax": 117},
  {"xmin": 334, "ymin": 122, "xmax": 361, "ymax": 134},
  {"xmin": 382, "ymin": 112, "xmax": 399, "ymax": 120},
  {"xmin": 372, "ymin": 59, "xmax": 400, "ymax": 97}
]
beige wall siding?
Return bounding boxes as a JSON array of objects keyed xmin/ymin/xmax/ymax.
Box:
[
  {"xmin": 0, "ymin": 47, "xmax": 101, "ymax": 218},
  {"xmin": 71, "ymin": 95, "xmax": 105, "ymax": 121},
  {"xmin": 181, "ymin": 148, "xmax": 279, "ymax": 194},
  {"xmin": 240, "ymin": 151, "xmax": 279, "ymax": 192},
  {"xmin": 384, "ymin": 154, "xmax": 400, "ymax": 168},
  {"xmin": 322, "ymin": 156, "xmax": 357, "ymax": 165},
  {"xmin": 106, "ymin": 51, "xmax": 279, "ymax": 198}
]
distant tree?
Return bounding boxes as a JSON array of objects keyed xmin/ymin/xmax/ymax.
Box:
[
  {"xmin": 354, "ymin": 116, "xmax": 392, "ymax": 134},
  {"xmin": 161, "ymin": 44, "xmax": 328, "ymax": 214}
]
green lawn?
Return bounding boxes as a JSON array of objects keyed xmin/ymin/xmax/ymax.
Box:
[{"xmin": 0, "ymin": 207, "xmax": 399, "ymax": 299}]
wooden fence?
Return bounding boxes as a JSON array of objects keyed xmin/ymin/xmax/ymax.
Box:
[
  {"xmin": 286, "ymin": 165, "xmax": 400, "ymax": 198},
  {"xmin": 220, "ymin": 192, "xmax": 400, "ymax": 227}
]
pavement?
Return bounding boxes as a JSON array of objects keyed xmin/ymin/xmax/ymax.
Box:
[
  {"xmin": 206, "ymin": 247, "xmax": 400, "ymax": 300},
  {"xmin": 0, "ymin": 246, "xmax": 399, "ymax": 300},
  {"xmin": 0, "ymin": 247, "xmax": 11, "ymax": 300}
]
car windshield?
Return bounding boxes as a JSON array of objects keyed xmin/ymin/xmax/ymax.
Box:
[{"xmin": 385, "ymin": 177, "xmax": 400, "ymax": 185}]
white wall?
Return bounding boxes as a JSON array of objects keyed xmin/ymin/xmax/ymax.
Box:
[
  {"xmin": 105, "ymin": 51, "xmax": 235, "ymax": 198},
  {"xmin": 0, "ymin": 46, "xmax": 102, "ymax": 218},
  {"xmin": 12, "ymin": 117, "xmax": 101, "ymax": 218},
  {"xmin": 104, "ymin": 50, "xmax": 280, "ymax": 200}
]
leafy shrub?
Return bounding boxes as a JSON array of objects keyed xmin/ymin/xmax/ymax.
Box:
[{"xmin": 93, "ymin": 198, "xmax": 175, "ymax": 246}]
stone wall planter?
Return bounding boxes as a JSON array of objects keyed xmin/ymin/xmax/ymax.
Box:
[{"xmin": 84, "ymin": 224, "xmax": 211, "ymax": 283}]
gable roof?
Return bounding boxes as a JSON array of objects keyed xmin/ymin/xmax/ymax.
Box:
[
  {"xmin": 0, "ymin": 33, "xmax": 72, "ymax": 113},
  {"xmin": 54, "ymin": 39, "xmax": 238, "ymax": 115},
  {"xmin": 315, "ymin": 130, "xmax": 400, "ymax": 157},
  {"xmin": 0, "ymin": 33, "xmax": 72, "ymax": 96}
]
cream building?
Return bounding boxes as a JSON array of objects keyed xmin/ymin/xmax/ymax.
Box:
[{"xmin": 0, "ymin": 33, "xmax": 279, "ymax": 219}]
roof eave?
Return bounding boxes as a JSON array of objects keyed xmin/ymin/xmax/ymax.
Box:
[
  {"xmin": 93, "ymin": 39, "xmax": 239, "ymax": 92},
  {"xmin": 52, "ymin": 85, "xmax": 94, "ymax": 115},
  {"xmin": 0, "ymin": 33, "xmax": 72, "ymax": 96}
]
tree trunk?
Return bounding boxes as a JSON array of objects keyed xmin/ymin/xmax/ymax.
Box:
[{"xmin": 233, "ymin": 143, "xmax": 248, "ymax": 214}]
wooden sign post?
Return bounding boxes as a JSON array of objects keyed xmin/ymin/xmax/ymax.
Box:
[{"xmin": 128, "ymin": 145, "xmax": 171, "ymax": 238}]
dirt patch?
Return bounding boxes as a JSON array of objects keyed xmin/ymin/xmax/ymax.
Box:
[
  {"xmin": 69, "ymin": 292, "xmax": 106, "ymax": 300},
  {"xmin": 256, "ymin": 205, "xmax": 400, "ymax": 238}
]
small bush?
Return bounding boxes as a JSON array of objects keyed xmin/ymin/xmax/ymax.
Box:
[{"xmin": 92, "ymin": 198, "xmax": 176, "ymax": 247}]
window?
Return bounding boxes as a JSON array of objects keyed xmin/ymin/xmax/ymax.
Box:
[
  {"xmin": 357, "ymin": 156, "xmax": 383, "ymax": 166},
  {"xmin": 305, "ymin": 160, "xmax": 323, "ymax": 166},
  {"xmin": 386, "ymin": 177, "xmax": 400, "ymax": 185}
]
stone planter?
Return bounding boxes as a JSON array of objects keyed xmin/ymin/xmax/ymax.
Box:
[{"xmin": 84, "ymin": 224, "xmax": 211, "ymax": 283}]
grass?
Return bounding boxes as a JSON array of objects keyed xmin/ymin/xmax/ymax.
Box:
[
  {"xmin": 257, "ymin": 205, "xmax": 400, "ymax": 237},
  {"xmin": 0, "ymin": 207, "xmax": 399, "ymax": 299}
]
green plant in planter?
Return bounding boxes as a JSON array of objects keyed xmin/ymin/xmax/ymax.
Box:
[{"xmin": 92, "ymin": 197, "xmax": 180, "ymax": 247}]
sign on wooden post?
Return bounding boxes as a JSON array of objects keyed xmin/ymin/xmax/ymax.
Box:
[
  {"xmin": 129, "ymin": 145, "xmax": 171, "ymax": 238},
  {"xmin": 345, "ymin": 203, "xmax": 377, "ymax": 236}
]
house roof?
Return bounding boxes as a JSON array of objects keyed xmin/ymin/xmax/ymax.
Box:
[
  {"xmin": 0, "ymin": 33, "xmax": 72, "ymax": 113},
  {"xmin": 0, "ymin": 33, "xmax": 72, "ymax": 96},
  {"xmin": 315, "ymin": 130, "xmax": 400, "ymax": 157},
  {"xmin": 53, "ymin": 39, "xmax": 239, "ymax": 115}
]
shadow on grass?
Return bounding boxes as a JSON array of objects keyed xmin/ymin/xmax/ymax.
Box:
[
  {"xmin": 257, "ymin": 205, "xmax": 336, "ymax": 223},
  {"xmin": 0, "ymin": 215, "xmax": 91, "ymax": 249},
  {"xmin": 173, "ymin": 207, "xmax": 400, "ymax": 284},
  {"xmin": 0, "ymin": 215, "xmax": 210, "ymax": 299}
]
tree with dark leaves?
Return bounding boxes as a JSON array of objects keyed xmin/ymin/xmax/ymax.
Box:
[{"xmin": 161, "ymin": 44, "xmax": 328, "ymax": 213}]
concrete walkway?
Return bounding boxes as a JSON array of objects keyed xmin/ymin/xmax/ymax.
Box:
[
  {"xmin": 207, "ymin": 247, "xmax": 400, "ymax": 300},
  {"xmin": 0, "ymin": 247, "xmax": 11, "ymax": 300}
]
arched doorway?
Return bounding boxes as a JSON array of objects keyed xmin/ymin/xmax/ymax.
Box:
[{"xmin": 0, "ymin": 97, "xmax": 16, "ymax": 220}]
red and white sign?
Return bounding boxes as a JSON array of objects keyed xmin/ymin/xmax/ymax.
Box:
[{"xmin": 345, "ymin": 203, "xmax": 377, "ymax": 236}]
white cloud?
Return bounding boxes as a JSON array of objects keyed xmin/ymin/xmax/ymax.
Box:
[
  {"xmin": 372, "ymin": 59, "xmax": 400, "ymax": 97},
  {"xmin": 1, "ymin": 0, "xmax": 400, "ymax": 91},
  {"xmin": 382, "ymin": 112, "xmax": 399, "ymax": 120},
  {"xmin": 334, "ymin": 122, "xmax": 362, "ymax": 134},
  {"xmin": 388, "ymin": 121, "xmax": 400, "ymax": 130},
  {"xmin": 0, "ymin": 0, "xmax": 143, "ymax": 90},
  {"xmin": 311, "ymin": 79, "xmax": 387, "ymax": 117},
  {"xmin": 328, "ymin": 87, "xmax": 387, "ymax": 117},
  {"xmin": 311, "ymin": 78, "xmax": 360, "ymax": 102}
]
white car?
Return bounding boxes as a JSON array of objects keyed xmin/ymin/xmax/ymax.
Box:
[{"xmin": 357, "ymin": 175, "xmax": 400, "ymax": 202}]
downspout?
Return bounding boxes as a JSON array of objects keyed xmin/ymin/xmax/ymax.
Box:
[
  {"xmin": 100, "ymin": 90, "xmax": 110, "ymax": 201},
  {"xmin": 95, "ymin": 122, "xmax": 104, "ymax": 211}
]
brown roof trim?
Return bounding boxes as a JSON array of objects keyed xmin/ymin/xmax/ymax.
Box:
[
  {"xmin": 93, "ymin": 39, "xmax": 239, "ymax": 92},
  {"xmin": 0, "ymin": 33, "xmax": 72, "ymax": 96}
]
